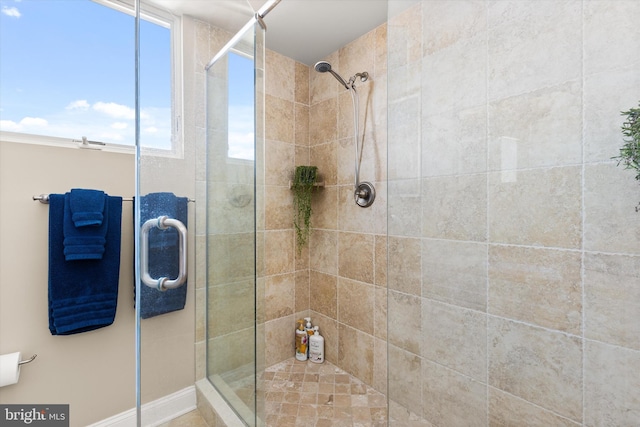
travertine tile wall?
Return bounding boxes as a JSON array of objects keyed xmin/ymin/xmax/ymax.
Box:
[
  {"xmin": 191, "ymin": 10, "xmax": 389, "ymax": 400},
  {"xmin": 261, "ymin": 48, "xmax": 306, "ymax": 365},
  {"xmin": 310, "ymin": 24, "xmax": 389, "ymax": 393},
  {"xmin": 262, "ymin": 24, "xmax": 389, "ymax": 396},
  {"xmin": 387, "ymin": 1, "xmax": 640, "ymax": 425}
]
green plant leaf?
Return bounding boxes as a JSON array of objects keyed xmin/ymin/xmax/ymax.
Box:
[
  {"xmin": 292, "ymin": 166, "xmax": 318, "ymax": 253},
  {"xmin": 612, "ymin": 102, "xmax": 640, "ymax": 181}
]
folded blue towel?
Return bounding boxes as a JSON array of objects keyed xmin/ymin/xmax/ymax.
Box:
[
  {"xmin": 137, "ymin": 192, "xmax": 188, "ymax": 319},
  {"xmin": 70, "ymin": 188, "xmax": 105, "ymax": 227},
  {"xmin": 63, "ymin": 190, "xmax": 109, "ymax": 261},
  {"xmin": 48, "ymin": 193, "xmax": 122, "ymax": 335}
]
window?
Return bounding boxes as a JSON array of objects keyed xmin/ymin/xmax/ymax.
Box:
[{"xmin": 0, "ymin": 0, "xmax": 180, "ymax": 152}]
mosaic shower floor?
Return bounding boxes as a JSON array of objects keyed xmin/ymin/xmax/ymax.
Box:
[
  {"xmin": 263, "ymin": 358, "xmax": 387, "ymax": 427},
  {"xmin": 167, "ymin": 358, "xmax": 392, "ymax": 426}
]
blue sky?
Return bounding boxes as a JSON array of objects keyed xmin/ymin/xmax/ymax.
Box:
[
  {"xmin": 0, "ymin": 0, "xmax": 256, "ymax": 157},
  {"xmin": 227, "ymin": 52, "xmax": 255, "ymax": 160},
  {"xmin": 0, "ymin": 0, "xmax": 171, "ymax": 148}
]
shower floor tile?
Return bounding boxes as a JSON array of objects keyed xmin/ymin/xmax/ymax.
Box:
[{"xmin": 262, "ymin": 357, "xmax": 387, "ymax": 427}]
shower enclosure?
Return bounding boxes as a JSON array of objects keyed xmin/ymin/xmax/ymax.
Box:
[{"xmin": 137, "ymin": 1, "xmax": 640, "ymax": 424}]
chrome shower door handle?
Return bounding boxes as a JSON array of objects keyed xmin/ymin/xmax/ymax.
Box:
[{"xmin": 140, "ymin": 216, "xmax": 188, "ymax": 291}]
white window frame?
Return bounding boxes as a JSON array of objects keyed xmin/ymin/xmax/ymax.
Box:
[{"xmin": 0, "ymin": 0, "xmax": 183, "ymax": 157}]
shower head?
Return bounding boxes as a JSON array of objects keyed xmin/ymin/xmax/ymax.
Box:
[
  {"xmin": 314, "ymin": 61, "xmax": 350, "ymax": 90},
  {"xmin": 314, "ymin": 61, "xmax": 332, "ymax": 73}
]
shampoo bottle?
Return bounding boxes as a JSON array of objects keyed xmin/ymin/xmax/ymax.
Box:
[
  {"xmin": 304, "ymin": 317, "xmax": 313, "ymax": 358},
  {"xmin": 309, "ymin": 326, "xmax": 324, "ymax": 364},
  {"xmin": 295, "ymin": 320, "xmax": 307, "ymax": 361}
]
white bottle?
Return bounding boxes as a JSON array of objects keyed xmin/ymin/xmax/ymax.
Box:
[{"xmin": 309, "ymin": 326, "xmax": 324, "ymax": 364}]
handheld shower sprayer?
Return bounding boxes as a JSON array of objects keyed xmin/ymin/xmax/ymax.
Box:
[
  {"xmin": 314, "ymin": 61, "xmax": 350, "ymax": 89},
  {"xmin": 314, "ymin": 61, "xmax": 375, "ymax": 208}
]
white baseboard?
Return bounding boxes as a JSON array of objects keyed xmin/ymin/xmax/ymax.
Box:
[{"xmin": 87, "ymin": 386, "xmax": 196, "ymax": 427}]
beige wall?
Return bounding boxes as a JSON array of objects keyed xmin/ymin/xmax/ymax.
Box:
[
  {"xmin": 0, "ymin": 141, "xmax": 136, "ymax": 426},
  {"xmin": 0, "ymin": 143, "xmax": 197, "ymax": 427},
  {"xmin": 0, "ymin": 139, "xmax": 197, "ymax": 424},
  {"xmin": 387, "ymin": 1, "xmax": 640, "ymax": 425}
]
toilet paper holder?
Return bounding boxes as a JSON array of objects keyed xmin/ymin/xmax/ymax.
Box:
[{"xmin": 18, "ymin": 354, "xmax": 37, "ymax": 366}]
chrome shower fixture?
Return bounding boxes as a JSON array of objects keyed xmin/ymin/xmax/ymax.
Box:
[
  {"xmin": 348, "ymin": 72, "xmax": 369, "ymax": 87},
  {"xmin": 314, "ymin": 61, "xmax": 369, "ymax": 91},
  {"xmin": 314, "ymin": 61, "xmax": 375, "ymax": 208}
]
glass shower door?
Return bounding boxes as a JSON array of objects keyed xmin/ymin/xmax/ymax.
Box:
[
  {"xmin": 134, "ymin": 0, "xmax": 196, "ymax": 425},
  {"xmin": 204, "ymin": 19, "xmax": 265, "ymax": 427}
]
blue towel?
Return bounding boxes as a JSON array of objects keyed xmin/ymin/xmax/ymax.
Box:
[
  {"xmin": 48, "ymin": 193, "xmax": 122, "ymax": 335},
  {"xmin": 63, "ymin": 190, "xmax": 109, "ymax": 261},
  {"xmin": 137, "ymin": 192, "xmax": 188, "ymax": 319},
  {"xmin": 69, "ymin": 188, "xmax": 105, "ymax": 227}
]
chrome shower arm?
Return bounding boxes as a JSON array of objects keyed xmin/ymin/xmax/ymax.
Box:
[{"xmin": 329, "ymin": 70, "xmax": 350, "ymax": 89}]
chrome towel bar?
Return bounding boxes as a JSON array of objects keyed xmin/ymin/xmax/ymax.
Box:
[{"xmin": 32, "ymin": 194, "xmax": 195, "ymax": 204}]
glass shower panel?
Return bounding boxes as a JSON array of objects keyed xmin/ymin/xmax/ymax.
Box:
[{"xmin": 205, "ymin": 21, "xmax": 265, "ymax": 426}]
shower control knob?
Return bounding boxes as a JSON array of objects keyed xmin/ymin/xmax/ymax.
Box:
[{"xmin": 354, "ymin": 182, "xmax": 375, "ymax": 208}]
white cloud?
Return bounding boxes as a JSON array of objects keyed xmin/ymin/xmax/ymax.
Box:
[
  {"xmin": 228, "ymin": 105, "xmax": 254, "ymax": 160},
  {"xmin": 2, "ymin": 100, "xmax": 171, "ymax": 149},
  {"xmin": 111, "ymin": 122, "xmax": 127, "ymax": 130},
  {"xmin": 0, "ymin": 120, "xmax": 20, "ymax": 131},
  {"xmin": 93, "ymin": 101, "xmax": 135, "ymax": 120},
  {"xmin": 0, "ymin": 116, "xmax": 48, "ymax": 132},
  {"xmin": 66, "ymin": 100, "xmax": 90, "ymax": 110},
  {"xmin": 20, "ymin": 117, "xmax": 48, "ymax": 127},
  {"xmin": 2, "ymin": 6, "xmax": 21, "ymax": 18},
  {"xmin": 228, "ymin": 131, "xmax": 254, "ymax": 160}
]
